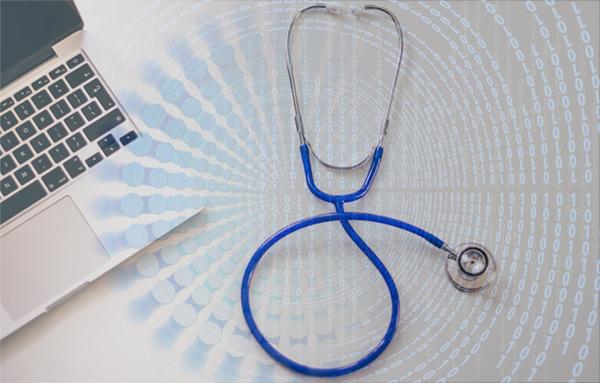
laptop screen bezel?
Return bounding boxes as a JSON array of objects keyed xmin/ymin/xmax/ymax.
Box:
[{"xmin": 1, "ymin": 0, "xmax": 84, "ymax": 88}]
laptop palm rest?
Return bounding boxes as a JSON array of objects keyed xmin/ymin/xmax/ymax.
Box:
[{"xmin": 1, "ymin": 197, "xmax": 109, "ymax": 320}]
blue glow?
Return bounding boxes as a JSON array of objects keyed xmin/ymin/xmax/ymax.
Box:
[
  {"xmin": 125, "ymin": 224, "xmax": 150, "ymax": 248},
  {"xmin": 121, "ymin": 193, "xmax": 144, "ymax": 218},
  {"xmin": 122, "ymin": 163, "xmax": 145, "ymax": 186}
]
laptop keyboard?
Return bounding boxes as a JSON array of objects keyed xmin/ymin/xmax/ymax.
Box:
[{"xmin": 0, "ymin": 53, "xmax": 138, "ymax": 225}]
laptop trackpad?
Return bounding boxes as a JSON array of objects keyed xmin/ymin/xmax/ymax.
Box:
[{"xmin": 1, "ymin": 197, "xmax": 109, "ymax": 320}]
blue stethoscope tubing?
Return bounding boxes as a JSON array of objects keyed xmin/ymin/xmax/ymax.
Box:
[
  {"xmin": 240, "ymin": 144, "xmax": 447, "ymax": 377},
  {"xmin": 241, "ymin": 4, "xmax": 495, "ymax": 376},
  {"xmin": 239, "ymin": 2, "xmax": 449, "ymax": 378}
]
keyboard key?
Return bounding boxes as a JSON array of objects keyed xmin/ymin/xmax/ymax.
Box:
[
  {"xmin": 0, "ymin": 175, "xmax": 17, "ymax": 196},
  {"xmin": 66, "ymin": 132, "xmax": 87, "ymax": 152},
  {"xmin": 66, "ymin": 63, "xmax": 94, "ymax": 88},
  {"xmin": 81, "ymin": 101, "xmax": 101, "ymax": 121},
  {"xmin": 83, "ymin": 79, "xmax": 103, "ymax": 98},
  {"xmin": 1, "ymin": 97, "xmax": 14, "ymax": 112},
  {"xmin": 49, "ymin": 64, "xmax": 67, "ymax": 79},
  {"xmin": 98, "ymin": 134, "xmax": 115, "ymax": 149},
  {"xmin": 13, "ymin": 143, "xmax": 33, "ymax": 164},
  {"xmin": 1, "ymin": 111, "xmax": 18, "ymax": 131},
  {"xmin": 32, "ymin": 75, "xmax": 50, "ymax": 90},
  {"xmin": 97, "ymin": 90, "xmax": 116, "ymax": 111},
  {"xmin": 32, "ymin": 110, "xmax": 53, "ymax": 130},
  {"xmin": 14, "ymin": 164, "xmax": 35, "ymax": 185},
  {"xmin": 49, "ymin": 143, "xmax": 69, "ymax": 163},
  {"xmin": 85, "ymin": 152, "xmax": 103, "ymax": 168},
  {"xmin": 84, "ymin": 79, "xmax": 115, "ymax": 110},
  {"xmin": 66, "ymin": 54, "xmax": 85, "ymax": 69},
  {"xmin": 48, "ymin": 79, "xmax": 69, "ymax": 98},
  {"xmin": 64, "ymin": 156, "xmax": 85, "ymax": 178},
  {"xmin": 83, "ymin": 109, "xmax": 125, "ymax": 141},
  {"xmin": 14, "ymin": 86, "xmax": 32, "ymax": 102},
  {"xmin": 0, "ymin": 180, "xmax": 47, "ymax": 224},
  {"xmin": 65, "ymin": 112, "xmax": 84, "ymax": 131},
  {"xmin": 0, "ymin": 131, "xmax": 19, "ymax": 151},
  {"xmin": 15, "ymin": 121, "xmax": 36, "ymax": 140},
  {"xmin": 98, "ymin": 134, "xmax": 120, "ymax": 157},
  {"xmin": 0, "ymin": 154, "xmax": 16, "ymax": 175},
  {"xmin": 31, "ymin": 89, "xmax": 52, "ymax": 109},
  {"xmin": 31, "ymin": 133, "xmax": 51, "ymax": 153},
  {"xmin": 42, "ymin": 167, "xmax": 69, "ymax": 192},
  {"xmin": 14, "ymin": 100, "xmax": 35, "ymax": 120},
  {"xmin": 32, "ymin": 153, "xmax": 52, "ymax": 174},
  {"xmin": 49, "ymin": 99, "xmax": 71, "ymax": 119},
  {"xmin": 66, "ymin": 89, "xmax": 88, "ymax": 109},
  {"xmin": 47, "ymin": 122, "xmax": 68, "ymax": 142},
  {"xmin": 119, "ymin": 130, "xmax": 138, "ymax": 146}
]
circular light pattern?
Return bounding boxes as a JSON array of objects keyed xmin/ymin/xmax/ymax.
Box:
[
  {"xmin": 173, "ymin": 303, "xmax": 198, "ymax": 327},
  {"xmin": 121, "ymin": 193, "xmax": 144, "ymax": 218},
  {"xmin": 192, "ymin": 285, "xmax": 213, "ymax": 307},
  {"xmin": 160, "ymin": 245, "xmax": 180, "ymax": 265},
  {"xmin": 135, "ymin": 253, "xmax": 159, "ymax": 278},
  {"xmin": 174, "ymin": 267, "xmax": 195, "ymax": 288},
  {"xmin": 198, "ymin": 321, "xmax": 222, "ymax": 346},
  {"xmin": 226, "ymin": 334, "xmax": 251, "ymax": 359},
  {"xmin": 152, "ymin": 280, "xmax": 176, "ymax": 305},
  {"xmin": 125, "ymin": 224, "xmax": 150, "ymax": 248},
  {"xmin": 77, "ymin": 1, "xmax": 599, "ymax": 382}
]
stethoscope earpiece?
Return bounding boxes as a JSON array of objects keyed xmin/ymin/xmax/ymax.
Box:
[
  {"xmin": 445, "ymin": 243, "xmax": 496, "ymax": 292},
  {"xmin": 350, "ymin": 5, "xmax": 367, "ymax": 16},
  {"xmin": 325, "ymin": 3, "xmax": 341, "ymax": 15}
]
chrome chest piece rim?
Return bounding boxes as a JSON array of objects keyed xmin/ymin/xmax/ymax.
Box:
[{"xmin": 445, "ymin": 242, "xmax": 496, "ymax": 292}]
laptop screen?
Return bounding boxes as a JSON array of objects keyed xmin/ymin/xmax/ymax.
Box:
[{"xmin": 1, "ymin": 0, "xmax": 82, "ymax": 87}]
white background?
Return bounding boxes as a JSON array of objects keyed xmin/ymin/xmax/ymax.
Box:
[{"xmin": 1, "ymin": 1, "xmax": 599, "ymax": 382}]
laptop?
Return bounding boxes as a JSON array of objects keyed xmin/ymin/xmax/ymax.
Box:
[{"xmin": 0, "ymin": 1, "xmax": 199, "ymax": 339}]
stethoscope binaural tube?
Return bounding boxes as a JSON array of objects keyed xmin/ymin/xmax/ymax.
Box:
[{"xmin": 286, "ymin": 3, "xmax": 404, "ymax": 170}]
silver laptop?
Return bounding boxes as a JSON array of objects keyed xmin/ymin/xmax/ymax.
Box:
[{"xmin": 0, "ymin": 1, "xmax": 199, "ymax": 339}]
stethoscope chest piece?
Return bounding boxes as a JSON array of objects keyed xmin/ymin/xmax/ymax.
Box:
[{"xmin": 445, "ymin": 243, "xmax": 496, "ymax": 292}]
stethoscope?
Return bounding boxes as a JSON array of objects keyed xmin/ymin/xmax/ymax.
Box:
[{"xmin": 241, "ymin": 3, "xmax": 496, "ymax": 378}]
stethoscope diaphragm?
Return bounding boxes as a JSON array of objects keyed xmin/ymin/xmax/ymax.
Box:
[{"xmin": 445, "ymin": 243, "xmax": 496, "ymax": 292}]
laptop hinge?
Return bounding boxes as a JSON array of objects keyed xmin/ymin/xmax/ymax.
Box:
[{"xmin": 1, "ymin": 46, "xmax": 57, "ymax": 88}]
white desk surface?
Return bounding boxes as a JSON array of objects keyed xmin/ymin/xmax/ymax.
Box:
[{"xmin": 1, "ymin": 1, "xmax": 599, "ymax": 382}]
